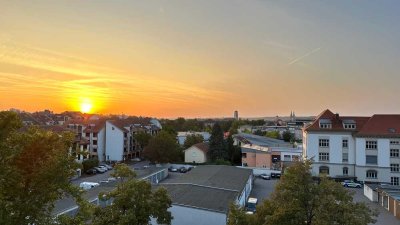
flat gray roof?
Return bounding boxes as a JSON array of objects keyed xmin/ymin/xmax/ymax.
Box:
[
  {"xmin": 156, "ymin": 165, "xmax": 252, "ymax": 213},
  {"xmin": 234, "ymin": 133, "xmax": 291, "ymax": 147},
  {"xmin": 160, "ymin": 184, "xmax": 238, "ymax": 213}
]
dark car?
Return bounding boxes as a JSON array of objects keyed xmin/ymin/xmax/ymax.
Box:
[
  {"xmin": 179, "ymin": 167, "xmax": 187, "ymax": 173},
  {"xmin": 271, "ymin": 172, "xmax": 281, "ymax": 179},
  {"xmin": 86, "ymin": 168, "xmax": 97, "ymax": 175}
]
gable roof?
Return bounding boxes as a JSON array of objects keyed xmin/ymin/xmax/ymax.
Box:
[
  {"xmin": 304, "ymin": 109, "xmax": 370, "ymax": 133},
  {"xmin": 356, "ymin": 115, "xmax": 400, "ymax": 138},
  {"xmin": 189, "ymin": 142, "xmax": 209, "ymax": 154}
]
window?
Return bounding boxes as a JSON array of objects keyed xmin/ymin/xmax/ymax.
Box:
[
  {"xmin": 343, "ymin": 124, "xmax": 356, "ymax": 129},
  {"xmin": 390, "ymin": 140, "xmax": 400, "ymax": 145},
  {"xmin": 391, "ymin": 177, "xmax": 399, "ymax": 186},
  {"xmin": 242, "ymin": 153, "xmax": 247, "ymax": 158},
  {"xmin": 366, "ymin": 141, "xmax": 377, "ymax": 150},
  {"xmin": 192, "ymin": 152, "xmax": 196, "ymax": 157},
  {"xmin": 93, "ymin": 140, "xmax": 97, "ymax": 145},
  {"xmin": 343, "ymin": 167, "xmax": 348, "ymax": 175},
  {"xmin": 93, "ymin": 147, "xmax": 97, "ymax": 153},
  {"xmin": 366, "ymin": 170, "xmax": 377, "ymax": 179},
  {"xmin": 93, "ymin": 133, "xmax": 97, "ymax": 138},
  {"xmin": 320, "ymin": 123, "xmax": 332, "ymax": 129},
  {"xmin": 390, "ymin": 149, "xmax": 399, "ymax": 158},
  {"xmin": 319, "ymin": 166, "xmax": 329, "ymax": 175},
  {"xmin": 319, "ymin": 153, "xmax": 329, "ymax": 161},
  {"xmin": 86, "ymin": 132, "xmax": 90, "ymax": 137},
  {"xmin": 284, "ymin": 155, "xmax": 291, "ymax": 161},
  {"xmin": 319, "ymin": 139, "xmax": 329, "ymax": 148},
  {"xmin": 342, "ymin": 153, "xmax": 348, "ymax": 162},
  {"xmin": 342, "ymin": 139, "xmax": 348, "ymax": 148},
  {"xmin": 391, "ymin": 164, "xmax": 399, "ymax": 172},
  {"xmin": 366, "ymin": 155, "xmax": 377, "ymax": 164}
]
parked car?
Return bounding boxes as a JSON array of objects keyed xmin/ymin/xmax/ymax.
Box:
[
  {"xmin": 259, "ymin": 174, "xmax": 270, "ymax": 180},
  {"xmin": 341, "ymin": 180, "xmax": 362, "ymax": 188},
  {"xmin": 246, "ymin": 197, "xmax": 258, "ymax": 214},
  {"xmin": 85, "ymin": 168, "xmax": 97, "ymax": 175},
  {"xmin": 168, "ymin": 167, "xmax": 178, "ymax": 172},
  {"xmin": 100, "ymin": 164, "xmax": 113, "ymax": 170},
  {"xmin": 271, "ymin": 172, "xmax": 281, "ymax": 179},
  {"xmin": 94, "ymin": 167, "xmax": 106, "ymax": 173},
  {"xmin": 131, "ymin": 157, "xmax": 142, "ymax": 162},
  {"xmin": 98, "ymin": 165, "xmax": 108, "ymax": 171},
  {"xmin": 79, "ymin": 182, "xmax": 100, "ymax": 190},
  {"xmin": 179, "ymin": 167, "xmax": 188, "ymax": 173}
]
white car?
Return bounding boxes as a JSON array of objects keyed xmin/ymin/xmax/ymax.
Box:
[
  {"xmin": 79, "ymin": 182, "xmax": 100, "ymax": 190},
  {"xmin": 100, "ymin": 164, "xmax": 113, "ymax": 170},
  {"xmin": 98, "ymin": 165, "xmax": 109, "ymax": 171}
]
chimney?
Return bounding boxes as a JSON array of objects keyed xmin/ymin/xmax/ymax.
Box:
[{"xmin": 335, "ymin": 113, "xmax": 339, "ymax": 120}]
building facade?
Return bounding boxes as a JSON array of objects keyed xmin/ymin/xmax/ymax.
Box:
[{"xmin": 303, "ymin": 109, "xmax": 400, "ymax": 185}]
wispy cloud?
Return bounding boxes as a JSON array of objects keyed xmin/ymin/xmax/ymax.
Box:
[
  {"xmin": 288, "ymin": 47, "xmax": 321, "ymax": 65},
  {"xmin": 0, "ymin": 40, "xmax": 235, "ymax": 112}
]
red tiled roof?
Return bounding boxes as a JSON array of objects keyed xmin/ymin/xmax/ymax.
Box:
[
  {"xmin": 356, "ymin": 115, "xmax": 400, "ymax": 138},
  {"xmin": 190, "ymin": 142, "xmax": 209, "ymax": 154},
  {"xmin": 304, "ymin": 109, "xmax": 370, "ymax": 133}
]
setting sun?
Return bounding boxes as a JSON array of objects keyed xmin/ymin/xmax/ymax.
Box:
[{"xmin": 80, "ymin": 99, "xmax": 93, "ymax": 113}]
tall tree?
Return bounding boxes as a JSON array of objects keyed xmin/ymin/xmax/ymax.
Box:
[
  {"xmin": 229, "ymin": 161, "xmax": 378, "ymax": 225},
  {"xmin": 135, "ymin": 132, "xmax": 152, "ymax": 149},
  {"xmin": 183, "ymin": 134, "xmax": 204, "ymax": 149},
  {"xmin": 92, "ymin": 164, "xmax": 172, "ymax": 225},
  {"xmin": 0, "ymin": 112, "xmax": 81, "ymax": 225},
  {"xmin": 282, "ymin": 130, "xmax": 294, "ymax": 142},
  {"xmin": 143, "ymin": 131, "xmax": 180, "ymax": 163},
  {"xmin": 208, "ymin": 123, "xmax": 227, "ymax": 162}
]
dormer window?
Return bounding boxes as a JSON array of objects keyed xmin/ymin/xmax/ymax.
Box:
[
  {"xmin": 319, "ymin": 119, "xmax": 332, "ymax": 129},
  {"xmin": 343, "ymin": 120, "xmax": 356, "ymax": 129}
]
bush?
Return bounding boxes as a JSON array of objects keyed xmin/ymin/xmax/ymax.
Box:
[
  {"xmin": 82, "ymin": 158, "xmax": 99, "ymax": 172},
  {"xmin": 213, "ymin": 159, "xmax": 232, "ymax": 165}
]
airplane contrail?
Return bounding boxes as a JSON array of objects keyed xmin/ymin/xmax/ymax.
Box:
[{"xmin": 288, "ymin": 47, "xmax": 321, "ymax": 65}]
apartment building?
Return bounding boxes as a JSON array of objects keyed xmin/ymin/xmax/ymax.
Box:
[
  {"xmin": 65, "ymin": 117, "xmax": 162, "ymax": 163},
  {"xmin": 303, "ymin": 109, "xmax": 400, "ymax": 185}
]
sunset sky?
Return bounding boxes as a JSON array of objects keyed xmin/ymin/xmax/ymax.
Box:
[{"xmin": 1, "ymin": 1, "xmax": 400, "ymax": 118}]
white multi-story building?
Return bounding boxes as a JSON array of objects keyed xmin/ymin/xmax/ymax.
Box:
[
  {"xmin": 65, "ymin": 117, "xmax": 162, "ymax": 163},
  {"xmin": 303, "ymin": 109, "xmax": 400, "ymax": 185}
]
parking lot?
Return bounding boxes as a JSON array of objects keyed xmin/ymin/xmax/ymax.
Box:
[{"xmin": 250, "ymin": 177, "xmax": 400, "ymax": 225}]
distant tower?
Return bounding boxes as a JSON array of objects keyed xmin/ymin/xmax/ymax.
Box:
[
  {"xmin": 290, "ymin": 111, "xmax": 296, "ymax": 122},
  {"xmin": 234, "ymin": 110, "xmax": 239, "ymax": 120}
]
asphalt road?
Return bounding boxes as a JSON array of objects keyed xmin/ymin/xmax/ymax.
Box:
[{"xmin": 250, "ymin": 178, "xmax": 400, "ymax": 225}]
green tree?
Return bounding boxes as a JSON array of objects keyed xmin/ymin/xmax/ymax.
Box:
[
  {"xmin": 265, "ymin": 130, "xmax": 280, "ymax": 139},
  {"xmin": 208, "ymin": 123, "xmax": 227, "ymax": 162},
  {"xmin": 0, "ymin": 113, "xmax": 81, "ymax": 225},
  {"xmin": 92, "ymin": 164, "xmax": 172, "ymax": 225},
  {"xmin": 248, "ymin": 161, "xmax": 378, "ymax": 225},
  {"xmin": 135, "ymin": 132, "xmax": 152, "ymax": 149},
  {"xmin": 143, "ymin": 131, "xmax": 180, "ymax": 163},
  {"xmin": 226, "ymin": 135, "xmax": 241, "ymax": 165},
  {"xmin": 227, "ymin": 203, "xmax": 253, "ymax": 225},
  {"xmin": 183, "ymin": 134, "xmax": 204, "ymax": 149},
  {"xmin": 282, "ymin": 130, "xmax": 294, "ymax": 142}
]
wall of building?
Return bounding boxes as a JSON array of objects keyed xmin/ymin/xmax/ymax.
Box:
[
  {"xmin": 363, "ymin": 185, "xmax": 378, "ymax": 202},
  {"xmin": 184, "ymin": 147, "xmax": 206, "ymax": 163},
  {"xmin": 105, "ymin": 121, "xmax": 124, "ymax": 161},
  {"xmin": 151, "ymin": 205, "xmax": 226, "ymax": 225},
  {"xmin": 97, "ymin": 128, "xmax": 106, "ymax": 162}
]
